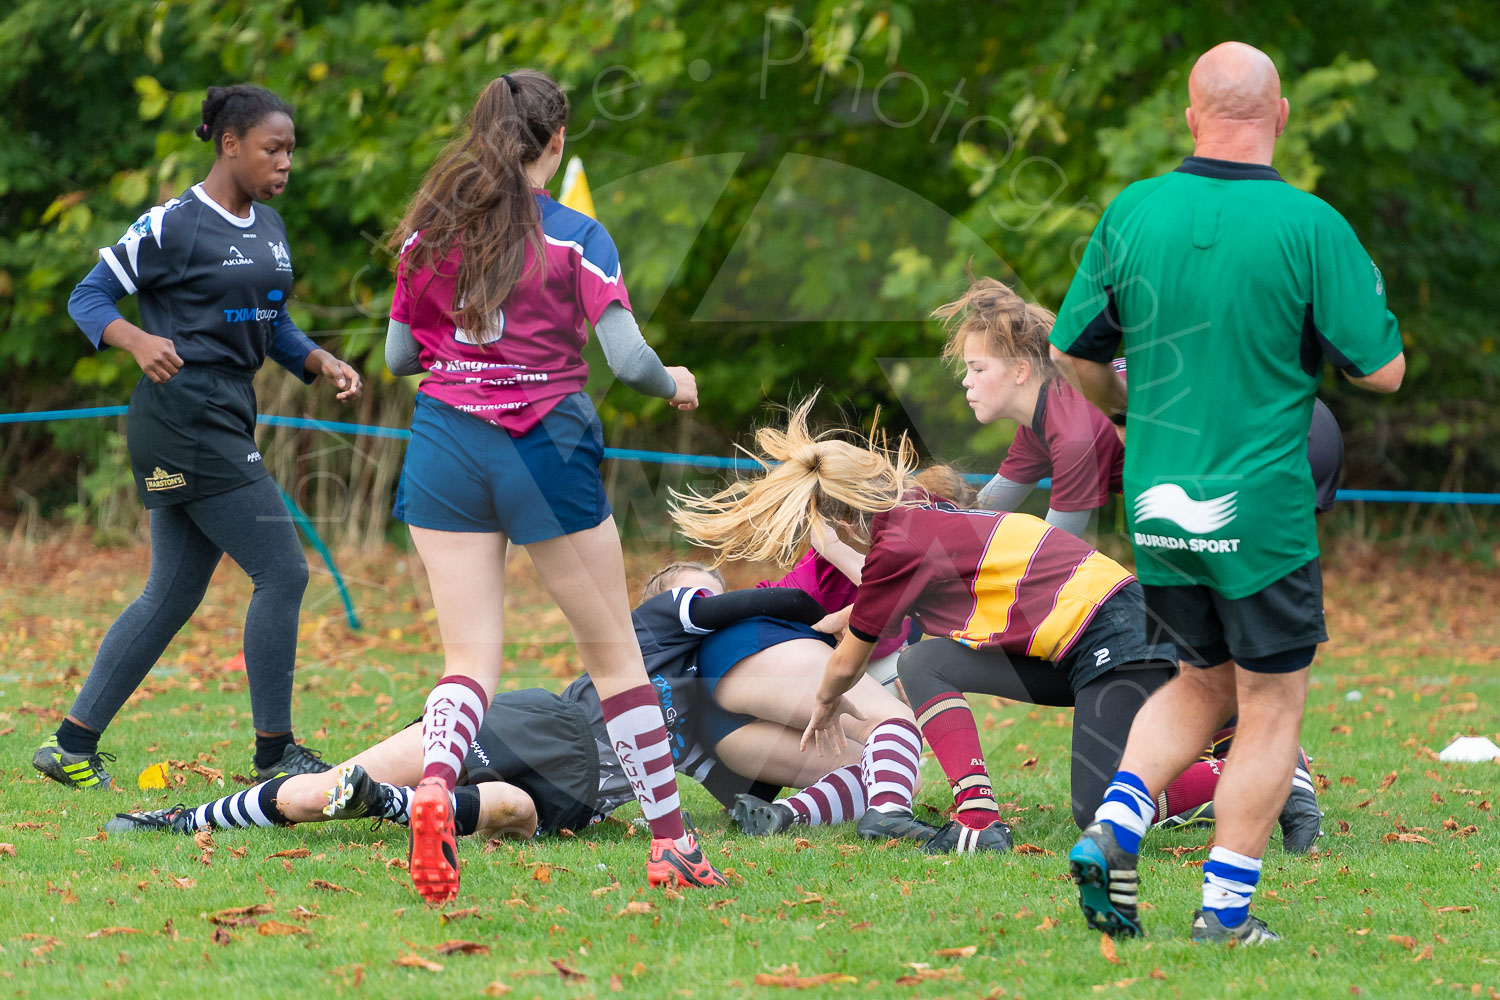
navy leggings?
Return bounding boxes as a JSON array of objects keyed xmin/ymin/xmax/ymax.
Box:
[{"xmin": 69, "ymin": 477, "xmax": 309, "ymax": 734}]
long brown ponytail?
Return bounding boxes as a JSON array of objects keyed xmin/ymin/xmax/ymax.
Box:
[{"xmin": 391, "ymin": 70, "xmax": 569, "ymax": 341}]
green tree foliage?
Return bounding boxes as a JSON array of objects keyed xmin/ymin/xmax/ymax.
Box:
[{"xmin": 1, "ymin": 1, "xmax": 1495, "ymax": 525}]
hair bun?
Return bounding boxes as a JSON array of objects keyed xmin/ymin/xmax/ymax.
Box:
[{"xmin": 195, "ymin": 122, "xmax": 213, "ymax": 141}]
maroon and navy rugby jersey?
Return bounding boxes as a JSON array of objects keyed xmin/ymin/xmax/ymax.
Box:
[
  {"xmin": 392, "ymin": 188, "xmax": 631, "ymax": 435},
  {"xmin": 847, "ymin": 503, "xmax": 1134, "ymax": 661}
]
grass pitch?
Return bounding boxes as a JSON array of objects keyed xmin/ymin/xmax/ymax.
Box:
[{"xmin": 0, "ymin": 540, "xmax": 1494, "ymax": 998}]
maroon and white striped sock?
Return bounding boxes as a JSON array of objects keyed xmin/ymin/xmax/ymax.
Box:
[
  {"xmin": 777, "ymin": 765, "xmax": 865, "ymax": 827},
  {"xmin": 420, "ymin": 675, "xmax": 488, "ymax": 789},
  {"xmin": 600, "ymin": 684, "xmax": 687, "ymax": 847},
  {"xmin": 862, "ymin": 718, "xmax": 923, "ymax": 813}
]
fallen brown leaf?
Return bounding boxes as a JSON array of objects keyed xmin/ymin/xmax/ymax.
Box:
[
  {"xmin": 1435, "ymin": 905, "xmax": 1473, "ymax": 913},
  {"xmin": 793, "ymin": 838, "xmax": 813, "ymax": 852},
  {"xmin": 1100, "ymin": 934, "xmax": 1121, "ymax": 965},
  {"xmin": 308, "ymin": 879, "xmax": 350, "ymax": 893},
  {"xmin": 393, "ymin": 952, "xmax": 443, "ymax": 971},
  {"xmin": 256, "ymin": 921, "xmax": 309, "ymax": 937},
  {"xmin": 1150, "ymin": 968, "xmax": 1167, "ymax": 981},
  {"xmin": 210, "ymin": 927, "xmax": 235, "ymax": 947},
  {"xmin": 208, "ymin": 904, "xmax": 273, "ymax": 925},
  {"xmin": 264, "ymin": 848, "xmax": 311, "ymax": 861},
  {"xmin": 754, "ymin": 972, "xmax": 858, "ymax": 988},
  {"xmin": 1388, "ymin": 935, "xmax": 1417, "ymax": 950},
  {"xmin": 610, "ymin": 973, "xmax": 623, "ymax": 991},
  {"xmin": 1013, "ymin": 843, "xmax": 1054, "ymax": 856},
  {"xmin": 551, "ymin": 959, "xmax": 586, "ymax": 981},
  {"xmin": 441, "ymin": 906, "xmax": 483, "ymax": 922},
  {"xmin": 935, "ymin": 946, "xmax": 977, "ymax": 958},
  {"xmin": 434, "ymin": 940, "xmax": 490, "ymax": 956},
  {"xmin": 1037, "ymin": 916, "xmax": 1058, "ymax": 930},
  {"xmin": 85, "ymin": 927, "xmax": 142, "ymax": 939},
  {"xmin": 617, "ymin": 900, "xmax": 655, "ymax": 917},
  {"xmin": 168, "ymin": 875, "xmax": 196, "ymax": 890},
  {"xmin": 0, "ymin": 843, "xmax": 18, "ymax": 857},
  {"xmin": 482, "ymin": 984, "xmax": 512, "ymax": 997},
  {"xmin": 1381, "ymin": 832, "xmax": 1434, "ymax": 845},
  {"xmin": 1378, "ymin": 771, "xmax": 1399, "ymax": 791}
]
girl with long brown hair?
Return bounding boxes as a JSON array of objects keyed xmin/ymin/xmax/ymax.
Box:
[{"xmin": 384, "ymin": 70, "xmax": 719, "ymax": 904}]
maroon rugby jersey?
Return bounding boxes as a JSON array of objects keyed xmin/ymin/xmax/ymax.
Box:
[
  {"xmin": 997, "ymin": 376, "xmax": 1124, "ymax": 511},
  {"xmin": 847, "ymin": 504, "xmax": 1133, "ymax": 661}
]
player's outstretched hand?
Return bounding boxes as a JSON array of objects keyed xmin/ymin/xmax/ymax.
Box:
[
  {"xmin": 800, "ymin": 695, "xmax": 865, "ymax": 757},
  {"xmin": 664, "ymin": 366, "xmax": 698, "ymax": 411},
  {"xmin": 309, "ymin": 350, "xmax": 363, "ymax": 401}
]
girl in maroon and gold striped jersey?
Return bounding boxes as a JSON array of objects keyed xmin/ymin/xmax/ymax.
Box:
[{"xmin": 672, "ymin": 399, "xmax": 1177, "ymax": 854}]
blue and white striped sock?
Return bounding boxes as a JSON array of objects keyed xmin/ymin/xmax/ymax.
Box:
[
  {"xmin": 1202, "ymin": 845, "xmax": 1262, "ymax": 928},
  {"xmin": 1092, "ymin": 770, "xmax": 1154, "ymax": 854}
]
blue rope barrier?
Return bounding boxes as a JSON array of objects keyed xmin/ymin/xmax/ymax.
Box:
[{"xmin": 4, "ymin": 405, "xmax": 1496, "ymax": 505}]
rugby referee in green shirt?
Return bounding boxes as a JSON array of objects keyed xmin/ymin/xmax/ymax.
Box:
[{"xmin": 1048, "ymin": 42, "xmax": 1405, "ymax": 944}]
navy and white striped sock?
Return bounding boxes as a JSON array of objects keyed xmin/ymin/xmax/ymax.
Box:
[
  {"xmin": 1093, "ymin": 770, "xmax": 1154, "ymax": 854},
  {"xmin": 191, "ymin": 777, "xmax": 290, "ymax": 831},
  {"xmin": 1202, "ymin": 845, "xmax": 1262, "ymax": 928}
]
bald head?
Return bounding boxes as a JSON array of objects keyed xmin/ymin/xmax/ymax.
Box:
[
  {"xmin": 1190, "ymin": 42, "xmax": 1282, "ymax": 120},
  {"xmin": 1184, "ymin": 42, "xmax": 1289, "ymax": 162}
]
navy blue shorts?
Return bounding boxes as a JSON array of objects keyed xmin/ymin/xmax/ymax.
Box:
[
  {"xmin": 694, "ymin": 617, "xmax": 838, "ymax": 748},
  {"xmin": 394, "ymin": 392, "xmax": 612, "ymax": 543}
]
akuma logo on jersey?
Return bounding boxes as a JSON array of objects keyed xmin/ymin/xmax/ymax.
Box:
[{"xmin": 222, "ymin": 245, "xmax": 254, "ymax": 267}]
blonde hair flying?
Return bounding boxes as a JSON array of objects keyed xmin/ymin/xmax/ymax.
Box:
[{"xmin": 670, "ymin": 395, "xmax": 920, "ymax": 567}]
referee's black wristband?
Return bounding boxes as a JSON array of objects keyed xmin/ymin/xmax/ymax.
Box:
[{"xmin": 1108, "ymin": 411, "xmax": 1127, "ymax": 427}]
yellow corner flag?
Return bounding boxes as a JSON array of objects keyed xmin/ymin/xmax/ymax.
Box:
[{"xmin": 558, "ymin": 156, "xmax": 596, "ymax": 219}]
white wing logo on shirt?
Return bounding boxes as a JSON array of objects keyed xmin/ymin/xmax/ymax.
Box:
[{"xmin": 1133, "ymin": 484, "xmax": 1238, "ymax": 534}]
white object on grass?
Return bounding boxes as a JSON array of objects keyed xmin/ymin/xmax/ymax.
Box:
[
  {"xmin": 1345, "ymin": 690, "xmax": 1363, "ymax": 701},
  {"xmin": 1437, "ymin": 736, "xmax": 1500, "ymax": 763}
]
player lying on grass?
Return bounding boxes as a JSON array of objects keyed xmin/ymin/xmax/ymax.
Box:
[
  {"xmin": 673, "ymin": 397, "xmax": 1183, "ymax": 855},
  {"xmin": 103, "ymin": 564, "xmax": 921, "ymax": 852}
]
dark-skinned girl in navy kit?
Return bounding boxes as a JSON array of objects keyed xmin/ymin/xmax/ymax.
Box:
[{"xmin": 36, "ymin": 84, "xmax": 363, "ymax": 791}]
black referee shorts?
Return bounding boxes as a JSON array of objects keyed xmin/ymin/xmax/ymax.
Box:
[{"xmin": 1142, "ymin": 558, "xmax": 1327, "ymax": 673}]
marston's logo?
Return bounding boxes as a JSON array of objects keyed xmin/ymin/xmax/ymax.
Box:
[
  {"xmin": 1133, "ymin": 484, "xmax": 1238, "ymax": 534},
  {"xmin": 144, "ymin": 466, "xmax": 186, "ymax": 492}
]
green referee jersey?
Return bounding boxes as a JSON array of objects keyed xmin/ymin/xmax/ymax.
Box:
[{"xmin": 1050, "ymin": 156, "xmax": 1402, "ymax": 598}]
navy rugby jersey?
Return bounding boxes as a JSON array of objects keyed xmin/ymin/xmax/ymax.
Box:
[
  {"xmin": 90, "ymin": 184, "xmax": 316, "ymax": 377},
  {"xmin": 562, "ymin": 586, "xmax": 717, "ymax": 765},
  {"xmin": 563, "ymin": 585, "xmax": 827, "ymax": 763}
]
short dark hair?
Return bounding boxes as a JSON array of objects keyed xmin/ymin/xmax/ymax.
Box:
[{"xmin": 196, "ymin": 84, "xmax": 294, "ymax": 150}]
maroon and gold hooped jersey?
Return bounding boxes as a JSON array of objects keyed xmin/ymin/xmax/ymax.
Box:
[{"xmin": 847, "ymin": 503, "xmax": 1134, "ymax": 661}]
